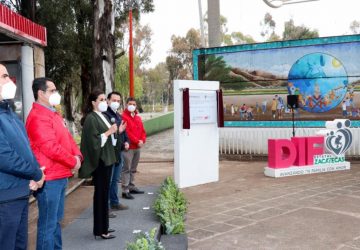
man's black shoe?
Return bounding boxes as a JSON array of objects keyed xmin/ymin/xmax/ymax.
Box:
[
  {"xmin": 122, "ymin": 192, "xmax": 134, "ymax": 199},
  {"xmin": 111, "ymin": 204, "xmax": 129, "ymax": 210},
  {"xmin": 129, "ymin": 188, "xmax": 145, "ymax": 194}
]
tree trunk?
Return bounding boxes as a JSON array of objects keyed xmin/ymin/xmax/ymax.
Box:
[
  {"xmin": 92, "ymin": 0, "xmax": 115, "ymax": 93},
  {"xmin": 73, "ymin": 0, "xmax": 93, "ymax": 113},
  {"xmin": 81, "ymin": 64, "xmax": 92, "ymax": 111},
  {"xmin": 64, "ymin": 81, "xmax": 74, "ymax": 121}
]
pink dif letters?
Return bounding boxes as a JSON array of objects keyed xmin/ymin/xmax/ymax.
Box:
[{"xmin": 268, "ymin": 136, "xmax": 324, "ymax": 169}]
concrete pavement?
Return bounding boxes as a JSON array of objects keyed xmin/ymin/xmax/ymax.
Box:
[
  {"xmin": 29, "ymin": 129, "xmax": 360, "ymax": 249},
  {"xmin": 183, "ymin": 161, "xmax": 360, "ymax": 249},
  {"xmin": 139, "ymin": 129, "xmax": 360, "ymax": 249}
]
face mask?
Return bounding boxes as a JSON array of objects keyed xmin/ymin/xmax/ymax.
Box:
[
  {"xmin": 49, "ymin": 92, "xmax": 61, "ymax": 106},
  {"xmin": 1, "ymin": 81, "xmax": 17, "ymax": 100},
  {"xmin": 98, "ymin": 101, "xmax": 108, "ymax": 112},
  {"xmin": 127, "ymin": 104, "xmax": 136, "ymax": 112},
  {"xmin": 110, "ymin": 102, "xmax": 120, "ymax": 111}
]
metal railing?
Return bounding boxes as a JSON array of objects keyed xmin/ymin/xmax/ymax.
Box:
[{"xmin": 220, "ymin": 127, "xmax": 360, "ymax": 156}]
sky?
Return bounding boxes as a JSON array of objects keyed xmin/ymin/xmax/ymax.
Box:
[{"xmin": 140, "ymin": 0, "xmax": 360, "ymax": 69}]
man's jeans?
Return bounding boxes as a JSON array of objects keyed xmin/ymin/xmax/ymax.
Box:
[
  {"xmin": 36, "ymin": 178, "xmax": 67, "ymax": 250},
  {"xmin": 109, "ymin": 154, "xmax": 124, "ymax": 207},
  {"xmin": 0, "ymin": 197, "xmax": 28, "ymax": 250}
]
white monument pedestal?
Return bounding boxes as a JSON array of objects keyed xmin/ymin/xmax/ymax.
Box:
[{"xmin": 174, "ymin": 80, "xmax": 219, "ymax": 188}]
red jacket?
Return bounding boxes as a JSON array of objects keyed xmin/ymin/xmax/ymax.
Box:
[
  {"xmin": 122, "ymin": 109, "xmax": 146, "ymax": 149},
  {"xmin": 25, "ymin": 103, "xmax": 82, "ymax": 181}
]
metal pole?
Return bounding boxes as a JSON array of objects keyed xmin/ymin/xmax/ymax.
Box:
[
  {"xmin": 207, "ymin": 0, "xmax": 221, "ymax": 47},
  {"xmin": 129, "ymin": 7, "xmax": 134, "ymax": 98},
  {"xmin": 292, "ymin": 109, "xmax": 295, "ymax": 137}
]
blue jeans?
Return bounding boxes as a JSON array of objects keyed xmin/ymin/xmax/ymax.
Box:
[
  {"xmin": 0, "ymin": 197, "xmax": 28, "ymax": 250},
  {"xmin": 109, "ymin": 154, "xmax": 124, "ymax": 207},
  {"xmin": 36, "ymin": 178, "xmax": 67, "ymax": 250}
]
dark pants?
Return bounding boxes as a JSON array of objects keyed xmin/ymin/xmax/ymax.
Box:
[
  {"xmin": 109, "ymin": 153, "xmax": 124, "ymax": 207},
  {"xmin": 92, "ymin": 161, "xmax": 112, "ymax": 236},
  {"xmin": 0, "ymin": 197, "xmax": 28, "ymax": 250}
]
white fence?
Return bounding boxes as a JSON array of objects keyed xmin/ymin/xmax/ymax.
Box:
[{"xmin": 220, "ymin": 127, "xmax": 360, "ymax": 156}]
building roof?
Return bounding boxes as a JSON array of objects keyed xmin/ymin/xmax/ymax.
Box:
[{"xmin": 0, "ymin": 4, "xmax": 47, "ymax": 46}]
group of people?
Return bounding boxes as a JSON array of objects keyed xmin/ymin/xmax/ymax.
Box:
[
  {"xmin": 224, "ymin": 95, "xmax": 289, "ymax": 121},
  {"xmin": 79, "ymin": 89, "xmax": 146, "ymax": 240},
  {"xmin": 0, "ymin": 63, "xmax": 146, "ymax": 249},
  {"xmin": 228, "ymin": 103, "xmax": 255, "ymax": 120}
]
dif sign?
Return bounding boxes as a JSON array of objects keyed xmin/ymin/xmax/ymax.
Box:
[{"xmin": 264, "ymin": 119, "xmax": 352, "ymax": 178}]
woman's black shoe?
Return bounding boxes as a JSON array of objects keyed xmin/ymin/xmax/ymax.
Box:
[
  {"xmin": 108, "ymin": 228, "xmax": 116, "ymax": 233},
  {"xmin": 94, "ymin": 234, "xmax": 116, "ymax": 240}
]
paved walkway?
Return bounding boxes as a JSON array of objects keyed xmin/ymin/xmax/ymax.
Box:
[
  {"xmin": 139, "ymin": 129, "xmax": 360, "ymax": 249},
  {"xmin": 29, "ymin": 129, "xmax": 360, "ymax": 249},
  {"xmin": 184, "ymin": 161, "xmax": 360, "ymax": 249}
]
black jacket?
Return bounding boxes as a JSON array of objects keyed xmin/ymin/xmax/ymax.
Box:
[{"xmin": 103, "ymin": 107, "xmax": 129, "ymax": 151}]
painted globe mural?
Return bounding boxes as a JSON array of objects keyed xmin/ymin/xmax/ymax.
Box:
[{"xmin": 288, "ymin": 53, "xmax": 348, "ymax": 113}]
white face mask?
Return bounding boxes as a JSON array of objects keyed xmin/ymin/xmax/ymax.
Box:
[
  {"xmin": 127, "ymin": 104, "xmax": 136, "ymax": 112},
  {"xmin": 49, "ymin": 92, "xmax": 61, "ymax": 106},
  {"xmin": 98, "ymin": 101, "xmax": 108, "ymax": 112},
  {"xmin": 1, "ymin": 81, "xmax": 17, "ymax": 100},
  {"xmin": 110, "ymin": 102, "xmax": 120, "ymax": 111}
]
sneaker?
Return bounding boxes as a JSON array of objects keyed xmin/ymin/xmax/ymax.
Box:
[{"xmin": 111, "ymin": 204, "xmax": 129, "ymax": 210}]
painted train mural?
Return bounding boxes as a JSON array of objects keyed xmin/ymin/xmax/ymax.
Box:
[{"xmin": 193, "ymin": 35, "xmax": 360, "ymax": 125}]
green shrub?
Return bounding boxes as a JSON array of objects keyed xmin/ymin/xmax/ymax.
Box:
[
  {"xmin": 153, "ymin": 177, "xmax": 187, "ymax": 235},
  {"xmin": 126, "ymin": 228, "xmax": 164, "ymax": 250}
]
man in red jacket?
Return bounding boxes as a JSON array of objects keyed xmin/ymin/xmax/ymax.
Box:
[
  {"xmin": 121, "ymin": 97, "xmax": 146, "ymax": 199},
  {"xmin": 26, "ymin": 77, "xmax": 83, "ymax": 250}
]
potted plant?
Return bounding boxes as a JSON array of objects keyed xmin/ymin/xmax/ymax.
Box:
[
  {"xmin": 153, "ymin": 177, "xmax": 188, "ymax": 249},
  {"xmin": 126, "ymin": 228, "xmax": 164, "ymax": 250}
]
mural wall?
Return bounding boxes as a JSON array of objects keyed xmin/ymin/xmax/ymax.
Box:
[{"xmin": 193, "ymin": 35, "xmax": 360, "ymax": 125}]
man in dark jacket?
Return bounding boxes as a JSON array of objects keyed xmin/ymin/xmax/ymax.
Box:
[
  {"xmin": 103, "ymin": 91, "xmax": 129, "ymax": 211},
  {"xmin": 0, "ymin": 63, "xmax": 45, "ymax": 249}
]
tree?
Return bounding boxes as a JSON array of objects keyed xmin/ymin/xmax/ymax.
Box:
[
  {"xmin": 203, "ymin": 13, "xmax": 255, "ymax": 46},
  {"xmin": 133, "ymin": 24, "xmax": 153, "ymax": 67},
  {"xmin": 282, "ymin": 19, "xmax": 319, "ymax": 40},
  {"xmin": 115, "ymin": 55, "xmax": 143, "ymax": 100},
  {"xmin": 260, "ymin": 12, "xmax": 280, "ymax": 42},
  {"xmin": 350, "ymin": 20, "xmax": 360, "ymax": 34},
  {"xmin": 73, "ymin": 0, "xmax": 93, "ymax": 116},
  {"xmin": 117, "ymin": 21, "xmax": 153, "ymax": 70},
  {"xmin": 230, "ymin": 32, "xmax": 256, "ymax": 45},
  {"xmin": 167, "ymin": 28, "xmax": 201, "ymax": 80},
  {"xmin": 142, "ymin": 62, "xmax": 169, "ymax": 111}
]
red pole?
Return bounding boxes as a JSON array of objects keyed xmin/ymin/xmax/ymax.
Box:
[{"xmin": 129, "ymin": 8, "xmax": 134, "ymax": 98}]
